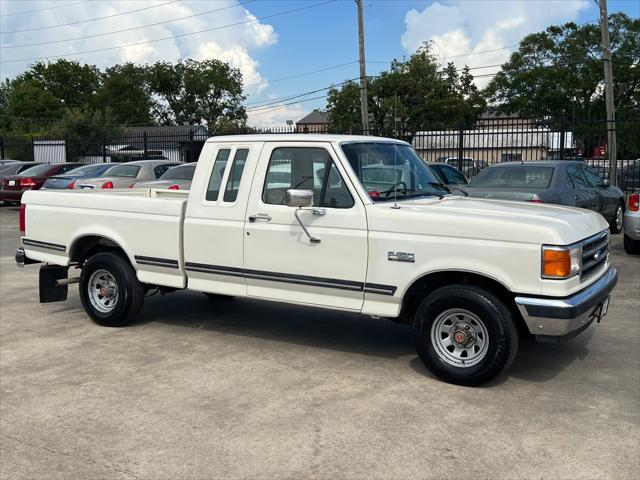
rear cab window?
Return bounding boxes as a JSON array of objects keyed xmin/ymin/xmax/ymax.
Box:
[{"xmin": 205, "ymin": 147, "xmax": 251, "ymax": 203}]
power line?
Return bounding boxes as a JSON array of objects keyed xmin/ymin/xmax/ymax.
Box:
[
  {"xmin": 1, "ymin": 1, "xmax": 256, "ymax": 49},
  {"xmin": 0, "ymin": 0, "xmax": 91, "ymax": 17},
  {"xmin": 1, "ymin": 0, "xmax": 179, "ymax": 35},
  {"xmin": 1, "ymin": 0, "xmax": 338, "ymax": 64}
]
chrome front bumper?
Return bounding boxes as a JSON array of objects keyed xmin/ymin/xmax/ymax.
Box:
[{"xmin": 515, "ymin": 267, "xmax": 618, "ymax": 341}]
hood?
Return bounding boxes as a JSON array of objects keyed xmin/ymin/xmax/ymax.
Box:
[{"xmin": 366, "ymin": 195, "xmax": 608, "ymax": 246}]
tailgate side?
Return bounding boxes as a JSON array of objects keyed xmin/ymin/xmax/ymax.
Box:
[{"xmin": 21, "ymin": 189, "xmax": 188, "ymax": 289}]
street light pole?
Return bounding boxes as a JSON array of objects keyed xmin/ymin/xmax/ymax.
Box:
[
  {"xmin": 598, "ymin": 0, "xmax": 617, "ymax": 185},
  {"xmin": 356, "ymin": 0, "xmax": 369, "ymax": 135}
]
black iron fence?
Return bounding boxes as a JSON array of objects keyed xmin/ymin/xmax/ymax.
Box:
[{"xmin": 1, "ymin": 117, "xmax": 638, "ymax": 192}]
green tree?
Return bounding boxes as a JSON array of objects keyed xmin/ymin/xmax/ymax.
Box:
[
  {"xmin": 326, "ymin": 43, "xmax": 486, "ymax": 132},
  {"xmin": 146, "ymin": 58, "xmax": 247, "ymax": 128},
  {"xmin": 98, "ymin": 63, "xmax": 153, "ymax": 125},
  {"xmin": 484, "ymin": 13, "xmax": 640, "ymax": 123}
]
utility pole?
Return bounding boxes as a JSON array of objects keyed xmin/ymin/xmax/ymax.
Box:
[
  {"xmin": 356, "ymin": 0, "xmax": 369, "ymax": 135},
  {"xmin": 598, "ymin": 0, "xmax": 617, "ymax": 185}
]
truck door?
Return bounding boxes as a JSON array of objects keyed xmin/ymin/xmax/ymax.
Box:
[
  {"xmin": 183, "ymin": 144, "xmax": 255, "ymax": 297},
  {"xmin": 243, "ymin": 142, "xmax": 368, "ymax": 311}
]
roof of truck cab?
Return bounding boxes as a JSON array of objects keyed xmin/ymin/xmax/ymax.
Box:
[{"xmin": 205, "ymin": 134, "xmax": 408, "ymax": 144}]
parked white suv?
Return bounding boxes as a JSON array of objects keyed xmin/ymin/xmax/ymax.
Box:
[{"xmin": 16, "ymin": 135, "xmax": 617, "ymax": 386}]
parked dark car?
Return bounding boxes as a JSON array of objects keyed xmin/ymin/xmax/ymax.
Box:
[
  {"xmin": 1, "ymin": 163, "xmax": 82, "ymax": 203},
  {"xmin": 0, "ymin": 162, "xmax": 45, "ymax": 205},
  {"xmin": 426, "ymin": 161, "xmax": 468, "ymax": 195},
  {"xmin": 465, "ymin": 161, "xmax": 625, "ymax": 233},
  {"xmin": 42, "ymin": 163, "xmax": 115, "ymax": 190},
  {"xmin": 444, "ymin": 157, "xmax": 488, "ymax": 178}
]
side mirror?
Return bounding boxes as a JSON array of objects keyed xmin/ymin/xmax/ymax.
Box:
[
  {"xmin": 602, "ymin": 178, "xmax": 610, "ymax": 187},
  {"xmin": 286, "ymin": 189, "xmax": 314, "ymax": 208}
]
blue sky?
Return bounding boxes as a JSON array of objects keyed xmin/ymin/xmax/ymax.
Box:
[{"xmin": 1, "ymin": 0, "xmax": 638, "ymax": 126}]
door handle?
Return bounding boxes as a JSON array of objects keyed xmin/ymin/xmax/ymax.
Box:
[{"xmin": 248, "ymin": 213, "xmax": 272, "ymax": 222}]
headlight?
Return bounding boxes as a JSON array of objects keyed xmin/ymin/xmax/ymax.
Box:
[{"xmin": 542, "ymin": 244, "xmax": 581, "ymax": 279}]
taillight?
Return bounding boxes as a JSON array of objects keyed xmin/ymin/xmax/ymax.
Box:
[
  {"xmin": 101, "ymin": 181, "xmax": 114, "ymax": 189},
  {"xmin": 168, "ymin": 184, "xmax": 180, "ymax": 190},
  {"xmin": 19, "ymin": 178, "xmax": 36, "ymax": 188},
  {"xmin": 629, "ymin": 194, "xmax": 639, "ymax": 212},
  {"xmin": 528, "ymin": 199, "xmax": 544, "ymax": 203},
  {"xmin": 368, "ymin": 190, "xmax": 380, "ymax": 199},
  {"xmin": 66, "ymin": 179, "xmax": 77, "ymax": 189},
  {"xmin": 19, "ymin": 204, "xmax": 26, "ymax": 233}
]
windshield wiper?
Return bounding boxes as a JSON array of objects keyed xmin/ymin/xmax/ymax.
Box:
[{"xmin": 427, "ymin": 182, "xmax": 453, "ymax": 194}]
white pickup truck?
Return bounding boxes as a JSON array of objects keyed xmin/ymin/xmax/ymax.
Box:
[{"xmin": 16, "ymin": 135, "xmax": 618, "ymax": 386}]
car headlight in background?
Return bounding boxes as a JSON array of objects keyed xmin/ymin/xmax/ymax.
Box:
[{"xmin": 542, "ymin": 244, "xmax": 581, "ymax": 279}]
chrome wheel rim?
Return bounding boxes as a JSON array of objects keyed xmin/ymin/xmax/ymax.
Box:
[
  {"xmin": 430, "ymin": 309, "xmax": 489, "ymax": 368},
  {"xmin": 616, "ymin": 206, "xmax": 623, "ymax": 230},
  {"xmin": 88, "ymin": 269, "xmax": 119, "ymax": 313}
]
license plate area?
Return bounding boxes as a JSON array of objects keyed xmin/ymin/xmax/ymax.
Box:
[
  {"xmin": 591, "ymin": 296, "xmax": 610, "ymax": 323},
  {"xmin": 8, "ymin": 180, "xmax": 15, "ymax": 186}
]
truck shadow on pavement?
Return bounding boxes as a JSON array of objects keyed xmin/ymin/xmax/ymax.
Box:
[{"xmin": 135, "ymin": 291, "xmax": 592, "ymax": 386}]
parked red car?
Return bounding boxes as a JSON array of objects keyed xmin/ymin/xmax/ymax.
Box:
[{"xmin": 1, "ymin": 163, "xmax": 82, "ymax": 204}]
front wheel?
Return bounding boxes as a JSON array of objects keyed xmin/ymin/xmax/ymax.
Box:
[
  {"xmin": 414, "ymin": 285, "xmax": 518, "ymax": 386},
  {"xmin": 80, "ymin": 251, "xmax": 144, "ymax": 327},
  {"xmin": 624, "ymin": 234, "xmax": 640, "ymax": 255},
  {"xmin": 610, "ymin": 203, "xmax": 624, "ymax": 234}
]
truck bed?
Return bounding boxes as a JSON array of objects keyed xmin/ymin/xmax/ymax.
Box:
[{"xmin": 21, "ymin": 189, "xmax": 189, "ymax": 288}]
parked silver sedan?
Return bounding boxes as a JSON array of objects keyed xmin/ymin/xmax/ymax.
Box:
[
  {"xmin": 133, "ymin": 163, "xmax": 196, "ymax": 191},
  {"xmin": 623, "ymin": 190, "xmax": 640, "ymax": 254},
  {"xmin": 76, "ymin": 160, "xmax": 182, "ymax": 189}
]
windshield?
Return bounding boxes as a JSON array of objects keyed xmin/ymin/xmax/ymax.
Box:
[
  {"xmin": 105, "ymin": 164, "xmax": 141, "ymax": 178},
  {"xmin": 469, "ymin": 166, "xmax": 555, "ymax": 188},
  {"xmin": 160, "ymin": 163, "xmax": 196, "ymax": 180},
  {"xmin": 341, "ymin": 142, "xmax": 445, "ymax": 201}
]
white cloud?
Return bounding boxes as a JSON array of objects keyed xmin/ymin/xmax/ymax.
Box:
[
  {"xmin": 247, "ymin": 102, "xmax": 306, "ymax": 128},
  {"xmin": 0, "ymin": 0, "xmax": 277, "ymax": 92},
  {"xmin": 401, "ymin": 1, "xmax": 588, "ymax": 87}
]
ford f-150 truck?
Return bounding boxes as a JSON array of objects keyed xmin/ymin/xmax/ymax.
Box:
[{"xmin": 16, "ymin": 135, "xmax": 618, "ymax": 386}]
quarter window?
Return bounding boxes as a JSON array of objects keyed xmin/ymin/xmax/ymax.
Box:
[
  {"xmin": 206, "ymin": 149, "xmax": 231, "ymax": 201},
  {"xmin": 223, "ymin": 149, "xmax": 249, "ymax": 202},
  {"xmin": 262, "ymin": 147, "xmax": 354, "ymax": 208}
]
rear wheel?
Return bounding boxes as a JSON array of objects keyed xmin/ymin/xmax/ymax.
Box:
[
  {"xmin": 80, "ymin": 251, "xmax": 144, "ymax": 327},
  {"xmin": 414, "ymin": 285, "xmax": 518, "ymax": 386},
  {"xmin": 624, "ymin": 234, "xmax": 640, "ymax": 255},
  {"xmin": 610, "ymin": 203, "xmax": 624, "ymax": 234}
]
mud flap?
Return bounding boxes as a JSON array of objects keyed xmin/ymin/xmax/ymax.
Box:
[{"xmin": 39, "ymin": 265, "xmax": 68, "ymax": 303}]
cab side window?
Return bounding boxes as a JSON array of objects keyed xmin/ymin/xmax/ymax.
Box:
[
  {"xmin": 223, "ymin": 149, "xmax": 249, "ymax": 202},
  {"xmin": 206, "ymin": 149, "xmax": 231, "ymax": 201},
  {"xmin": 262, "ymin": 147, "xmax": 354, "ymax": 208}
]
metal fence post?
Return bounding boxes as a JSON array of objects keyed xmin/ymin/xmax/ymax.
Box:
[
  {"xmin": 31, "ymin": 137, "xmax": 35, "ymax": 162},
  {"xmin": 143, "ymin": 131, "xmax": 148, "ymax": 158},
  {"xmin": 0, "ymin": 137, "xmax": 4, "ymax": 159},
  {"xmin": 102, "ymin": 132, "xmax": 107, "ymax": 163},
  {"xmin": 559, "ymin": 119, "xmax": 566, "ymax": 160},
  {"xmin": 457, "ymin": 124, "xmax": 464, "ymax": 162}
]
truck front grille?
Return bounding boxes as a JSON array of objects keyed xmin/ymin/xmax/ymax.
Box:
[{"xmin": 581, "ymin": 231, "xmax": 609, "ymax": 281}]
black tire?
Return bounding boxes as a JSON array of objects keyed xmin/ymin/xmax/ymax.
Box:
[
  {"xmin": 203, "ymin": 292, "xmax": 234, "ymax": 301},
  {"xmin": 609, "ymin": 202, "xmax": 624, "ymax": 234},
  {"xmin": 414, "ymin": 285, "xmax": 518, "ymax": 386},
  {"xmin": 624, "ymin": 234, "xmax": 640, "ymax": 255},
  {"xmin": 80, "ymin": 251, "xmax": 144, "ymax": 327}
]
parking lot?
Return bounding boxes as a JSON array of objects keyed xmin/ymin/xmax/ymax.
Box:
[{"xmin": 0, "ymin": 205, "xmax": 638, "ymax": 479}]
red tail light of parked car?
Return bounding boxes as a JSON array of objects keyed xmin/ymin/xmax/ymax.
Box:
[
  {"xmin": 101, "ymin": 181, "xmax": 114, "ymax": 189},
  {"xmin": 629, "ymin": 194, "xmax": 639, "ymax": 212},
  {"xmin": 67, "ymin": 180, "xmax": 78, "ymax": 189},
  {"xmin": 168, "ymin": 184, "xmax": 180, "ymax": 190},
  {"xmin": 19, "ymin": 204, "xmax": 26, "ymax": 233},
  {"xmin": 19, "ymin": 178, "xmax": 37, "ymax": 188}
]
